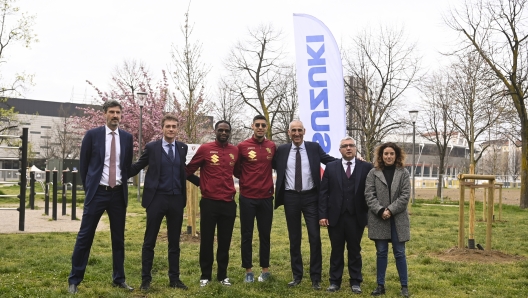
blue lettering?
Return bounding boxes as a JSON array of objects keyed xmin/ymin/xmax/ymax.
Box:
[
  {"xmin": 306, "ymin": 35, "xmax": 331, "ymax": 153},
  {"xmin": 311, "ymin": 111, "xmax": 330, "ymax": 131},
  {"xmin": 307, "ymin": 44, "xmax": 325, "ymax": 66},
  {"xmin": 310, "ymin": 89, "xmax": 328, "ymax": 110},
  {"xmin": 306, "ymin": 35, "xmax": 324, "ymax": 42},
  {"xmin": 308, "ymin": 67, "xmax": 327, "ymax": 87},
  {"xmin": 313, "ymin": 133, "xmax": 331, "ymax": 153}
]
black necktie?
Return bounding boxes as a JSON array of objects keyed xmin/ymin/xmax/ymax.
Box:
[
  {"xmin": 346, "ymin": 161, "xmax": 352, "ymax": 178},
  {"xmin": 295, "ymin": 146, "xmax": 302, "ymax": 191},
  {"xmin": 168, "ymin": 143, "xmax": 174, "ymax": 161}
]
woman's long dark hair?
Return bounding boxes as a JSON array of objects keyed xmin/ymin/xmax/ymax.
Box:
[{"xmin": 374, "ymin": 142, "xmax": 406, "ymax": 170}]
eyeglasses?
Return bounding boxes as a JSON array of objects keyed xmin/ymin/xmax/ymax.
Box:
[
  {"xmin": 340, "ymin": 144, "xmax": 356, "ymax": 148},
  {"xmin": 254, "ymin": 123, "xmax": 267, "ymax": 128},
  {"xmin": 217, "ymin": 129, "xmax": 231, "ymax": 133}
]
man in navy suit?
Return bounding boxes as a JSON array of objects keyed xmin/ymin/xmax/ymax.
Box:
[
  {"xmin": 319, "ymin": 136, "xmax": 373, "ymax": 294},
  {"xmin": 68, "ymin": 100, "xmax": 134, "ymax": 294},
  {"xmin": 128, "ymin": 114, "xmax": 197, "ymax": 292},
  {"xmin": 272, "ymin": 120, "xmax": 336, "ymax": 290}
]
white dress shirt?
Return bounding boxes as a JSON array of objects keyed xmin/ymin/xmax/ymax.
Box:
[{"xmin": 100, "ymin": 125, "xmax": 122, "ymax": 186}]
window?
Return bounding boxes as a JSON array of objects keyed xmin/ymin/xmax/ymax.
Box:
[{"xmin": 41, "ymin": 126, "xmax": 52, "ymax": 129}]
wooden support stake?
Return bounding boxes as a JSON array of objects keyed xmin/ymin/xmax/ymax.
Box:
[
  {"xmin": 458, "ymin": 175, "xmax": 465, "ymax": 248},
  {"xmin": 486, "ymin": 179, "xmax": 495, "ymax": 250}
]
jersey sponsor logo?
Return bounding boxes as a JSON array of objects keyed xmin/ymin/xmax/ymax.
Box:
[
  {"xmin": 211, "ymin": 154, "xmax": 219, "ymax": 164},
  {"xmin": 248, "ymin": 150, "xmax": 257, "ymax": 160}
]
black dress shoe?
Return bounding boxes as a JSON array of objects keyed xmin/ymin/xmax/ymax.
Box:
[
  {"xmin": 326, "ymin": 284, "xmax": 340, "ymax": 292},
  {"xmin": 312, "ymin": 280, "xmax": 321, "ymax": 290},
  {"xmin": 68, "ymin": 284, "xmax": 78, "ymax": 294},
  {"xmin": 113, "ymin": 282, "xmax": 134, "ymax": 291},
  {"xmin": 170, "ymin": 280, "xmax": 188, "ymax": 290},
  {"xmin": 371, "ymin": 284, "xmax": 386, "ymax": 296},
  {"xmin": 139, "ymin": 281, "xmax": 150, "ymax": 291},
  {"xmin": 287, "ymin": 279, "xmax": 302, "ymax": 287},
  {"xmin": 401, "ymin": 286, "xmax": 409, "ymax": 297}
]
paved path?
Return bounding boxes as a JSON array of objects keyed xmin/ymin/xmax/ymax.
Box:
[{"xmin": 0, "ymin": 201, "xmax": 108, "ymax": 234}]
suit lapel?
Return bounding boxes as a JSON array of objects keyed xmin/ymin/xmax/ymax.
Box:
[
  {"xmin": 281, "ymin": 143, "xmax": 292, "ymax": 170},
  {"xmin": 391, "ymin": 168, "xmax": 403, "ymax": 201},
  {"xmin": 99, "ymin": 126, "xmax": 106, "ymax": 164},
  {"xmin": 118, "ymin": 128, "xmax": 126, "ymax": 166},
  {"xmin": 374, "ymin": 170, "xmax": 387, "ymax": 186},
  {"xmin": 335, "ymin": 159, "xmax": 343, "ymax": 191},
  {"xmin": 353, "ymin": 159, "xmax": 362, "ymax": 195}
]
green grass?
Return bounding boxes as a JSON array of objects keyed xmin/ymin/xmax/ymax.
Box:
[{"xmin": 1, "ymin": 186, "xmax": 528, "ymax": 297}]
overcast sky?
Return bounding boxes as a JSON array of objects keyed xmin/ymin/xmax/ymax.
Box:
[{"xmin": 7, "ymin": 0, "xmax": 460, "ymax": 104}]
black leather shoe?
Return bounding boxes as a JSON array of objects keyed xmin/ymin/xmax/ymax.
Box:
[
  {"xmin": 372, "ymin": 284, "xmax": 385, "ymax": 296},
  {"xmin": 139, "ymin": 281, "xmax": 150, "ymax": 291},
  {"xmin": 113, "ymin": 282, "xmax": 134, "ymax": 291},
  {"xmin": 312, "ymin": 280, "xmax": 321, "ymax": 290},
  {"xmin": 327, "ymin": 284, "xmax": 340, "ymax": 292},
  {"xmin": 351, "ymin": 284, "xmax": 362, "ymax": 294},
  {"xmin": 401, "ymin": 286, "xmax": 409, "ymax": 297},
  {"xmin": 68, "ymin": 284, "xmax": 78, "ymax": 294},
  {"xmin": 288, "ymin": 279, "xmax": 302, "ymax": 287},
  {"xmin": 170, "ymin": 280, "xmax": 188, "ymax": 290}
]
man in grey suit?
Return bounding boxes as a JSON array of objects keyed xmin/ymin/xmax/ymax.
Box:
[
  {"xmin": 272, "ymin": 120, "xmax": 336, "ymax": 290},
  {"xmin": 319, "ymin": 136, "xmax": 373, "ymax": 293}
]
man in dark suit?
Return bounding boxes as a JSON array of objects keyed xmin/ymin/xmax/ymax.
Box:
[
  {"xmin": 272, "ymin": 120, "xmax": 336, "ymax": 290},
  {"xmin": 128, "ymin": 114, "xmax": 197, "ymax": 292},
  {"xmin": 68, "ymin": 100, "xmax": 134, "ymax": 294},
  {"xmin": 319, "ymin": 136, "xmax": 373, "ymax": 294}
]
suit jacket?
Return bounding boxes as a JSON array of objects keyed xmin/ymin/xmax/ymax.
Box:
[
  {"xmin": 273, "ymin": 141, "xmax": 336, "ymax": 209},
  {"xmin": 318, "ymin": 158, "xmax": 373, "ymax": 227},
  {"xmin": 128, "ymin": 139, "xmax": 198, "ymax": 209},
  {"xmin": 365, "ymin": 167, "xmax": 411, "ymax": 242},
  {"xmin": 80, "ymin": 126, "xmax": 133, "ymax": 206}
]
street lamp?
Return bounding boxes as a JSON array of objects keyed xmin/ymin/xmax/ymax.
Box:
[
  {"xmin": 136, "ymin": 91, "xmax": 147, "ymax": 202},
  {"xmin": 409, "ymin": 110, "xmax": 419, "ymax": 204}
]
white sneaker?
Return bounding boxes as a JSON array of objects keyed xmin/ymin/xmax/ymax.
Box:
[
  {"xmin": 199, "ymin": 279, "xmax": 210, "ymax": 287},
  {"xmin": 220, "ymin": 278, "xmax": 232, "ymax": 286}
]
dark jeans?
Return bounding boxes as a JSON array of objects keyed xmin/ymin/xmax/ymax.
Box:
[
  {"xmin": 374, "ymin": 221, "xmax": 408, "ymax": 286},
  {"xmin": 69, "ymin": 188, "xmax": 127, "ymax": 285},
  {"xmin": 142, "ymin": 193, "xmax": 185, "ymax": 283},
  {"xmin": 283, "ymin": 190, "xmax": 321, "ymax": 281},
  {"xmin": 327, "ymin": 211, "xmax": 364, "ymax": 286},
  {"xmin": 239, "ymin": 195, "xmax": 273, "ymax": 269},
  {"xmin": 199, "ymin": 198, "xmax": 237, "ymax": 281}
]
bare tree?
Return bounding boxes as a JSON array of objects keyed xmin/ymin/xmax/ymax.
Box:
[
  {"xmin": 213, "ymin": 79, "xmax": 249, "ymax": 144},
  {"xmin": 224, "ymin": 23, "xmax": 287, "ymax": 140},
  {"xmin": 418, "ymin": 71, "xmax": 458, "ymax": 198},
  {"xmin": 52, "ymin": 105, "xmax": 81, "ymax": 160},
  {"xmin": 343, "ymin": 25, "xmax": 420, "ymax": 161},
  {"xmin": 271, "ymin": 65, "xmax": 298, "ymax": 144},
  {"xmin": 0, "ymin": 0, "xmax": 37, "ymax": 96},
  {"xmin": 170, "ymin": 2, "xmax": 211, "ymax": 143},
  {"xmin": 445, "ymin": 51, "xmax": 506, "ymax": 175},
  {"xmin": 446, "ymin": 0, "xmax": 528, "ymax": 207},
  {"xmin": 111, "ymin": 59, "xmax": 150, "ymax": 97}
]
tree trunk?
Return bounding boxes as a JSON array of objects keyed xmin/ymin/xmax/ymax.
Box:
[{"xmin": 520, "ymin": 123, "xmax": 528, "ymax": 208}]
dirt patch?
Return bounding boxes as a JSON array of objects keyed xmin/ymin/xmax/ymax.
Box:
[
  {"xmin": 157, "ymin": 231, "xmax": 201, "ymax": 243},
  {"xmin": 435, "ymin": 247, "xmax": 525, "ymax": 263}
]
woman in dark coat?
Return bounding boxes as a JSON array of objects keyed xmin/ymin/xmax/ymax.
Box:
[{"xmin": 365, "ymin": 142, "xmax": 410, "ymax": 297}]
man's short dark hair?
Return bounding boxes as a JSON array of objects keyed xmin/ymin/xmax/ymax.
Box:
[
  {"xmin": 215, "ymin": 120, "xmax": 231, "ymax": 130},
  {"xmin": 253, "ymin": 115, "xmax": 267, "ymax": 123},
  {"xmin": 162, "ymin": 114, "xmax": 179, "ymax": 127},
  {"xmin": 102, "ymin": 100, "xmax": 122, "ymax": 112}
]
